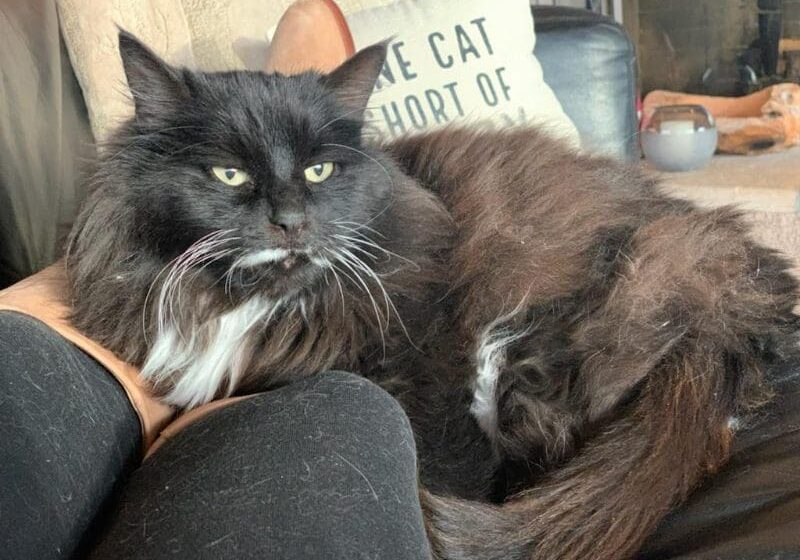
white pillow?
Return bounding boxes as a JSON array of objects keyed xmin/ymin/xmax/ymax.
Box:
[{"xmin": 345, "ymin": 0, "xmax": 579, "ymax": 143}]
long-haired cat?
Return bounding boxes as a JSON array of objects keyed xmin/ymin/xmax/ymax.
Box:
[{"xmin": 66, "ymin": 32, "xmax": 800, "ymax": 560}]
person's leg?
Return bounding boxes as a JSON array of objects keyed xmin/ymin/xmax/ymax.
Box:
[
  {"xmin": 0, "ymin": 311, "xmax": 142, "ymax": 560},
  {"xmin": 89, "ymin": 371, "xmax": 431, "ymax": 560}
]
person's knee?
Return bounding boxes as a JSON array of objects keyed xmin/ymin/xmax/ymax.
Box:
[
  {"xmin": 295, "ymin": 370, "xmax": 414, "ymax": 437},
  {"xmin": 0, "ymin": 311, "xmax": 136, "ymax": 411},
  {"xmin": 234, "ymin": 371, "xmax": 417, "ymax": 468},
  {"xmin": 0, "ymin": 311, "xmax": 89, "ymax": 404},
  {"xmin": 0, "ymin": 310, "xmax": 141, "ymax": 459},
  {"xmin": 92, "ymin": 371, "xmax": 429, "ymax": 560},
  {"xmin": 162, "ymin": 371, "xmax": 416, "ymax": 468},
  {"xmin": 0, "ymin": 311, "xmax": 61, "ymax": 374}
]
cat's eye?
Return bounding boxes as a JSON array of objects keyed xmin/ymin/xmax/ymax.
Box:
[
  {"xmin": 211, "ymin": 166, "xmax": 250, "ymax": 186},
  {"xmin": 304, "ymin": 162, "xmax": 336, "ymax": 184}
]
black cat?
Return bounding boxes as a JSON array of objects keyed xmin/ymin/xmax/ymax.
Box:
[{"xmin": 66, "ymin": 32, "xmax": 799, "ymax": 559}]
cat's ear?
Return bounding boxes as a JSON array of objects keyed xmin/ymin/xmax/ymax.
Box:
[
  {"xmin": 323, "ymin": 41, "xmax": 388, "ymax": 112},
  {"xmin": 118, "ymin": 30, "xmax": 189, "ymax": 124}
]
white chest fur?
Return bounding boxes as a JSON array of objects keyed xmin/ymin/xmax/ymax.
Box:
[{"xmin": 141, "ymin": 297, "xmax": 284, "ymax": 408}]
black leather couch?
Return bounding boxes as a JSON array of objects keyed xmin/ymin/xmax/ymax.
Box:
[
  {"xmin": 1, "ymin": 5, "xmax": 798, "ymax": 558},
  {"xmin": 534, "ymin": 6, "xmax": 638, "ymax": 161}
]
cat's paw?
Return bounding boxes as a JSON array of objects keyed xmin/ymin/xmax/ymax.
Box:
[{"xmin": 495, "ymin": 365, "xmax": 579, "ymax": 467}]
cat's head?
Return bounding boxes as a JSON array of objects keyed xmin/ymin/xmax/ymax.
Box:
[{"xmin": 82, "ymin": 31, "xmax": 398, "ymax": 299}]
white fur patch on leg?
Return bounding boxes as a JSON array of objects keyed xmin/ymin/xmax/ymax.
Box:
[
  {"xmin": 470, "ymin": 301, "xmax": 532, "ymax": 439},
  {"xmin": 142, "ymin": 297, "xmax": 284, "ymax": 408}
]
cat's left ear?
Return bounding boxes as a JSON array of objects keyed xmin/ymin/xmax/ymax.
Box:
[
  {"xmin": 322, "ymin": 41, "xmax": 387, "ymax": 112},
  {"xmin": 118, "ymin": 30, "xmax": 190, "ymax": 125}
]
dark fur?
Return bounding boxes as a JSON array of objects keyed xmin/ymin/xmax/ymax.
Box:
[
  {"xmin": 66, "ymin": 33, "xmax": 799, "ymax": 559},
  {"xmin": 390, "ymin": 127, "xmax": 799, "ymax": 558}
]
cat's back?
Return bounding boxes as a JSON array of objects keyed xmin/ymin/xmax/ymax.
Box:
[
  {"xmin": 387, "ymin": 125, "xmax": 655, "ymax": 203},
  {"xmin": 386, "ymin": 126, "xmax": 683, "ymax": 306},
  {"xmin": 385, "ymin": 125, "xmax": 684, "ymax": 247}
]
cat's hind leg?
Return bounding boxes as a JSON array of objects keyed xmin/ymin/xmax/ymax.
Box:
[{"xmin": 469, "ymin": 298, "xmax": 583, "ymax": 473}]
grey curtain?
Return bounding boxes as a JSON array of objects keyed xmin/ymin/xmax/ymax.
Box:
[{"xmin": 0, "ymin": 0, "xmax": 93, "ymax": 287}]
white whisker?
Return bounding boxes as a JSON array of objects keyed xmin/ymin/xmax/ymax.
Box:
[
  {"xmin": 336, "ymin": 245, "xmax": 417, "ymax": 351},
  {"xmin": 326, "ymin": 248, "xmax": 388, "ymax": 358},
  {"xmin": 331, "ymin": 220, "xmax": 386, "ymax": 239},
  {"xmin": 143, "ymin": 229, "xmax": 237, "ymax": 342},
  {"xmin": 332, "ymin": 228, "xmax": 422, "ymax": 272},
  {"xmin": 327, "ymin": 264, "xmax": 347, "ymax": 319},
  {"xmin": 332, "ymin": 234, "xmax": 380, "ymax": 260}
]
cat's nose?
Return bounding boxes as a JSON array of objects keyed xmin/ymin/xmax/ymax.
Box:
[{"xmin": 269, "ymin": 208, "xmax": 307, "ymax": 236}]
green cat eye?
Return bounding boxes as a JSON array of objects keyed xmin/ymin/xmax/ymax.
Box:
[
  {"xmin": 212, "ymin": 166, "xmax": 250, "ymax": 187},
  {"xmin": 304, "ymin": 162, "xmax": 336, "ymax": 184}
]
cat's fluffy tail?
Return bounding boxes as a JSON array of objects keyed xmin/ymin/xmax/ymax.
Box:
[{"xmin": 419, "ymin": 333, "xmax": 795, "ymax": 560}]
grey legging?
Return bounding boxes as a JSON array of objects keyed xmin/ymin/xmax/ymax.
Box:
[{"xmin": 0, "ymin": 311, "xmax": 430, "ymax": 560}]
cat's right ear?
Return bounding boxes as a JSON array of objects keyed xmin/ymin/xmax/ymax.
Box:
[
  {"xmin": 118, "ymin": 30, "xmax": 189, "ymax": 125},
  {"xmin": 322, "ymin": 41, "xmax": 388, "ymax": 113}
]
